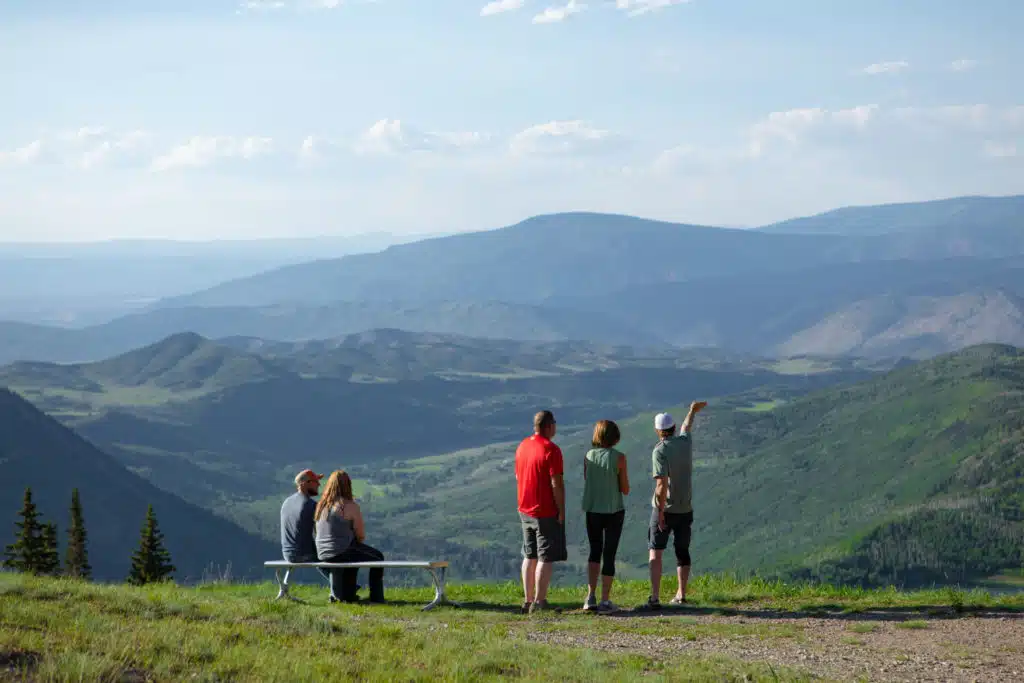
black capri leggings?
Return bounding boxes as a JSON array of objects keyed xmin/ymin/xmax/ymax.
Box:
[{"xmin": 586, "ymin": 510, "xmax": 625, "ymax": 577}]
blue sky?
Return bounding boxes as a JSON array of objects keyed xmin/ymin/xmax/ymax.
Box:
[{"xmin": 1, "ymin": 0, "xmax": 1021, "ymax": 240}]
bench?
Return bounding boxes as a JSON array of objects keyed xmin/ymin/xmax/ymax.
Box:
[{"xmin": 264, "ymin": 560, "xmax": 460, "ymax": 611}]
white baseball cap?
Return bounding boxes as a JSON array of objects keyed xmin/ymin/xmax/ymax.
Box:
[{"xmin": 654, "ymin": 413, "xmax": 675, "ymax": 431}]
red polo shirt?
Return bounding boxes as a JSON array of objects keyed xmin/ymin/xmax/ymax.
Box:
[{"xmin": 515, "ymin": 434, "xmax": 564, "ymax": 518}]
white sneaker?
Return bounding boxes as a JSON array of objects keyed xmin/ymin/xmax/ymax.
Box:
[{"xmin": 583, "ymin": 594, "xmax": 598, "ymax": 610}]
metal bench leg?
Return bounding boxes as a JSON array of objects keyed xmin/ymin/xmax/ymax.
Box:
[
  {"xmin": 423, "ymin": 566, "xmax": 461, "ymax": 611},
  {"xmin": 274, "ymin": 568, "xmax": 301, "ymax": 602}
]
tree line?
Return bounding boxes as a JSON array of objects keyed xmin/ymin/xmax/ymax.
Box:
[{"xmin": 2, "ymin": 487, "xmax": 175, "ymax": 585}]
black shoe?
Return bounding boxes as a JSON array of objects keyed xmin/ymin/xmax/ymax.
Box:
[
  {"xmin": 329, "ymin": 595, "xmax": 340, "ymax": 604},
  {"xmin": 635, "ymin": 597, "xmax": 662, "ymax": 612},
  {"xmin": 520, "ymin": 601, "xmax": 531, "ymax": 615}
]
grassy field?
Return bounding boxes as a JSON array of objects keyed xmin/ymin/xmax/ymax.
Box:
[{"xmin": 2, "ymin": 572, "xmax": 1022, "ymax": 682}]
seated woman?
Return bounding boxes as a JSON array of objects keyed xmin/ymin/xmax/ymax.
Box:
[{"xmin": 314, "ymin": 470, "xmax": 386, "ymax": 603}]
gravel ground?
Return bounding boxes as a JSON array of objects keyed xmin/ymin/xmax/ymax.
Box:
[{"xmin": 525, "ymin": 610, "xmax": 1024, "ymax": 682}]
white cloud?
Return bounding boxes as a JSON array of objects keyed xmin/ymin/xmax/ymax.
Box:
[
  {"xmin": 151, "ymin": 136, "xmax": 274, "ymax": 171},
  {"xmin": 354, "ymin": 119, "xmax": 489, "ymax": 156},
  {"xmin": 746, "ymin": 105, "xmax": 883, "ymax": 157},
  {"xmin": 950, "ymin": 59, "xmax": 979, "ymax": 72},
  {"xmin": 615, "ymin": 0, "xmax": 692, "ymax": 17},
  {"xmin": 237, "ymin": 0, "xmax": 287, "ymax": 12},
  {"xmin": 236, "ymin": 0, "xmax": 369, "ymax": 13},
  {"xmin": 0, "ymin": 128, "xmax": 155, "ymax": 170},
  {"xmin": 480, "ymin": 0, "xmax": 525, "ymax": 16},
  {"xmin": 0, "ymin": 140, "xmax": 43, "ymax": 167},
  {"xmin": 983, "ymin": 141, "xmax": 1017, "ymax": 158},
  {"xmin": 76, "ymin": 131, "xmax": 153, "ymax": 170},
  {"xmin": 859, "ymin": 60, "xmax": 909, "ymax": 75},
  {"xmin": 509, "ymin": 120, "xmax": 624, "ymax": 157},
  {"xmin": 532, "ymin": 0, "xmax": 584, "ymax": 24}
]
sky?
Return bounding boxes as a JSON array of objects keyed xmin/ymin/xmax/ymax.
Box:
[{"xmin": 1, "ymin": 0, "xmax": 1022, "ymax": 241}]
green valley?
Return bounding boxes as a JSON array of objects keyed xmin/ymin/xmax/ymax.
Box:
[{"xmin": 347, "ymin": 344, "xmax": 1024, "ymax": 588}]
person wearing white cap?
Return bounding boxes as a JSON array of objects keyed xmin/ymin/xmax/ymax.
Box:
[{"xmin": 637, "ymin": 400, "xmax": 707, "ymax": 611}]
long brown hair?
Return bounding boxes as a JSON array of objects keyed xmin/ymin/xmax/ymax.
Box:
[{"xmin": 314, "ymin": 470, "xmax": 354, "ymax": 522}]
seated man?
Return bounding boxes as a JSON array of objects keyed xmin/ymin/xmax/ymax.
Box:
[{"xmin": 280, "ymin": 469, "xmax": 323, "ymax": 563}]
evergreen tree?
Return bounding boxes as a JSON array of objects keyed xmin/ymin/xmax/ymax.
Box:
[
  {"xmin": 65, "ymin": 488, "xmax": 91, "ymax": 580},
  {"xmin": 3, "ymin": 488, "xmax": 46, "ymax": 573},
  {"xmin": 127, "ymin": 505, "xmax": 175, "ymax": 585},
  {"xmin": 39, "ymin": 522, "xmax": 60, "ymax": 576}
]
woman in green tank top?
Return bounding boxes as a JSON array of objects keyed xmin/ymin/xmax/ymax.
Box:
[{"xmin": 581, "ymin": 419, "xmax": 630, "ymax": 611}]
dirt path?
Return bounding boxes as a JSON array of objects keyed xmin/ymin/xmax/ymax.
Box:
[{"xmin": 525, "ymin": 610, "xmax": 1024, "ymax": 682}]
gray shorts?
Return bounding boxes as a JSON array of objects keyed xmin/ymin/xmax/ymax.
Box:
[{"xmin": 520, "ymin": 512, "xmax": 567, "ymax": 562}]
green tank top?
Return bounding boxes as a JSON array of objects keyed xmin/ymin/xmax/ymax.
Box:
[{"xmin": 582, "ymin": 448, "xmax": 625, "ymax": 514}]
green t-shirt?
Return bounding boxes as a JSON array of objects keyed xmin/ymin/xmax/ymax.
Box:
[
  {"xmin": 651, "ymin": 433, "xmax": 693, "ymax": 514},
  {"xmin": 582, "ymin": 447, "xmax": 625, "ymax": 514}
]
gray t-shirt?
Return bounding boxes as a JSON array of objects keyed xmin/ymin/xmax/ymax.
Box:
[
  {"xmin": 280, "ymin": 492, "xmax": 317, "ymax": 562},
  {"xmin": 651, "ymin": 433, "xmax": 693, "ymax": 514}
]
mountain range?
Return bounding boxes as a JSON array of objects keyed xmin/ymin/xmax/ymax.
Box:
[{"xmin": 1, "ymin": 195, "xmax": 1021, "ymax": 364}]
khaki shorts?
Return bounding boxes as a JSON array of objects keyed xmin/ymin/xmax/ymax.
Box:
[{"xmin": 520, "ymin": 512, "xmax": 567, "ymax": 562}]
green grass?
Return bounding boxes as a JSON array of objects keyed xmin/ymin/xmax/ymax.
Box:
[
  {"xmin": 895, "ymin": 619, "xmax": 930, "ymax": 630},
  {"xmin": 2, "ymin": 573, "xmax": 1022, "ymax": 682},
  {"xmin": 736, "ymin": 400, "xmax": 785, "ymax": 413}
]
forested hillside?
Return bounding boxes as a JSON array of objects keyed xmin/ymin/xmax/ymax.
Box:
[
  {"xmin": 351, "ymin": 344, "xmax": 1024, "ymax": 587},
  {"xmin": 0, "ymin": 389, "xmax": 276, "ymax": 581}
]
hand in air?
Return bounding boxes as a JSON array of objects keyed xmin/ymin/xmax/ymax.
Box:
[{"xmin": 690, "ymin": 400, "xmax": 708, "ymax": 414}]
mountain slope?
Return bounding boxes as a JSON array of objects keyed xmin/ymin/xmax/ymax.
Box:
[
  {"xmin": 551, "ymin": 257, "xmax": 1024, "ymax": 358},
  {"xmin": 359, "ymin": 344, "xmax": 1024, "ymax": 587},
  {"xmin": 761, "ymin": 194, "xmax": 1024, "ymax": 237},
  {"xmin": 153, "ymin": 213, "xmax": 853, "ymax": 309},
  {"xmin": 0, "ymin": 300, "xmax": 666, "ymax": 366},
  {"xmin": 158, "ymin": 199, "xmax": 1024, "ymax": 310},
  {"xmin": 0, "ymin": 389, "xmax": 277, "ymax": 581}
]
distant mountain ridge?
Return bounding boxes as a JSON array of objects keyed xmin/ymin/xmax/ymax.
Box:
[
  {"xmin": 1, "ymin": 195, "xmax": 1022, "ymax": 364},
  {"xmin": 155, "ymin": 197, "xmax": 1024, "ymax": 310},
  {"xmin": 760, "ymin": 194, "xmax": 1024, "ymax": 236}
]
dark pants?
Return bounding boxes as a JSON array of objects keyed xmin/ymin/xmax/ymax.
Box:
[
  {"xmin": 648, "ymin": 509, "xmax": 693, "ymax": 567},
  {"xmin": 324, "ymin": 541, "xmax": 385, "ymax": 602},
  {"xmin": 586, "ymin": 510, "xmax": 625, "ymax": 577}
]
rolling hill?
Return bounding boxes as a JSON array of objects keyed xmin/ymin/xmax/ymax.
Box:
[
  {"xmin": 0, "ymin": 389, "xmax": 277, "ymax": 582},
  {"xmin": 761, "ymin": 194, "xmax": 1024, "ymax": 237},
  {"xmin": 156, "ymin": 198, "xmax": 1024, "ymax": 311},
  {"xmin": 4, "ymin": 255, "xmax": 1023, "ymax": 365},
  {"xmin": 552, "ymin": 257, "xmax": 1024, "ymax": 358},
  {"xmin": 352, "ymin": 343, "xmax": 1024, "ymax": 587},
  {"xmin": 151, "ymin": 213, "xmax": 852, "ymax": 309},
  {"xmin": 0, "ymin": 332, "xmax": 875, "ymax": 523}
]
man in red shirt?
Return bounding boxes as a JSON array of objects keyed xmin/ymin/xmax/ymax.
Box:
[{"xmin": 515, "ymin": 409, "xmax": 566, "ymax": 614}]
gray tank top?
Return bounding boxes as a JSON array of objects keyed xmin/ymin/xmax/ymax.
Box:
[{"xmin": 315, "ymin": 501, "xmax": 355, "ymax": 559}]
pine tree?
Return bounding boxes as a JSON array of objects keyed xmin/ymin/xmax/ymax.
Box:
[
  {"xmin": 39, "ymin": 522, "xmax": 60, "ymax": 576},
  {"xmin": 65, "ymin": 488, "xmax": 91, "ymax": 580},
  {"xmin": 3, "ymin": 488, "xmax": 46, "ymax": 573},
  {"xmin": 127, "ymin": 505, "xmax": 175, "ymax": 585}
]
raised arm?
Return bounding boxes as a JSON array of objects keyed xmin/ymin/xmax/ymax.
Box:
[{"xmin": 680, "ymin": 400, "xmax": 707, "ymax": 434}]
